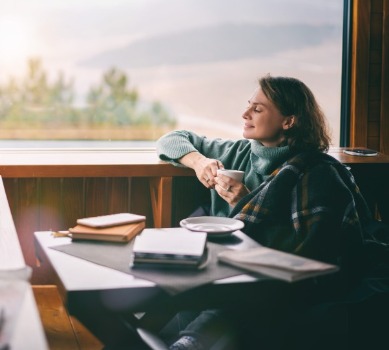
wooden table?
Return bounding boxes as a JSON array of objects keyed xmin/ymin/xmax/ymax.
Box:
[{"xmin": 35, "ymin": 229, "xmax": 316, "ymax": 348}]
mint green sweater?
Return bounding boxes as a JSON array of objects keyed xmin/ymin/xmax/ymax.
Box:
[{"xmin": 157, "ymin": 130, "xmax": 294, "ymax": 217}]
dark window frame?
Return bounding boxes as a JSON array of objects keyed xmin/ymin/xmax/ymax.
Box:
[{"xmin": 340, "ymin": 0, "xmax": 352, "ymax": 146}]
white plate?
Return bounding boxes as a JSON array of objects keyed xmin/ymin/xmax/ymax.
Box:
[{"xmin": 180, "ymin": 216, "xmax": 244, "ymax": 236}]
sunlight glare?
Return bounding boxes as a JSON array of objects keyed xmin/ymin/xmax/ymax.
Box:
[{"xmin": 0, "ymin": 15, "xmax": 36, "ymax": 67}]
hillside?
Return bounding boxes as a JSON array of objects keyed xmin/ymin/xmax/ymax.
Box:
[{"xmin": 80, "ymin": 23, "xmax": 339, "ymax": 68}]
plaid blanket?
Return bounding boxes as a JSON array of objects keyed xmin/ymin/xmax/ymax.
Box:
[{"xmin": 230, "ymin": 151, "xmax": 374, "ymax": 279}]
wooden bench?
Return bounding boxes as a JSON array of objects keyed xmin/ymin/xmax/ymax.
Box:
[{"xmin": 32, "ymin": 285, "xmax": 103, "ymax": 350}]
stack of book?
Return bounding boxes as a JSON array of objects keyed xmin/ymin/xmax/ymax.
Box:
[{"xmin": 69, "ymin": 213, "xmax": 146, "ymax": 243}]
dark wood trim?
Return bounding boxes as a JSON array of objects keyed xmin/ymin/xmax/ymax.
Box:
[
  {"xmin": 350, "ymin": 0, "xmax": 371, "ymax": 147},
  {"xmin": 350, "ymin": 0, "xmax": 389, "ymax": 154},
  {"xmin": 381, "ymin": 0, "xmax": 389, "ymax": 154}
]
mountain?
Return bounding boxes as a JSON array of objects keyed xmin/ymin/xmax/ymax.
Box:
[{"xmin": 80, "ymin": 22, "xmax": 339, "ymax": 69}]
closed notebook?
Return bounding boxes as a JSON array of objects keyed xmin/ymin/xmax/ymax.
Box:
[
  {"xmin": 131, "ymin": 229, "xmax": 207, "ymax": 268},
  {"xmin": 69, "ymin": 221, "xmax": 145, "ymax": 242}
]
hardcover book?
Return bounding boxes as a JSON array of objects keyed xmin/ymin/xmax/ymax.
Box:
[{"xmin": 69, "ymin": 221, "xmax": 145, "ymax": 243}]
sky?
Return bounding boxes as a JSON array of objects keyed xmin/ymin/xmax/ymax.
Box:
[{"xmin": 0, "ymin": 0, "xmax": 343, "ymax": 73}]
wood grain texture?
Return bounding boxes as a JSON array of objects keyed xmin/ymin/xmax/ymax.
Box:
[
  {"xmin": 33, "ymin": 285, "xmax": 103, "ymax": 350},
  {"xmin": 0, "ymin": 149, "xmax": 194, "ymax": 178},
  {"xmin": 350, "ymin": 0, "xmax": 389, "ymax": 153},
  {"xmin": 351, "ymin": 0, "xmax": 371, "ymax": 147}
]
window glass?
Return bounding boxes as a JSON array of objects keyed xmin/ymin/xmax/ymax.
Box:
[{"xmin": 0, "ymin": 0, "xmax": 344, "ymax": 147}]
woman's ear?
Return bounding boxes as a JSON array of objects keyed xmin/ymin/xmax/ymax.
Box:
[{"xmin": 283, "ymin": 115, "xmax": 295, "ymax": 130}]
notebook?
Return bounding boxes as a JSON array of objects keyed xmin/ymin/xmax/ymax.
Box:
[{"xmin": 131, "ymin": 229, "xmax": 207, "ymax": 269}]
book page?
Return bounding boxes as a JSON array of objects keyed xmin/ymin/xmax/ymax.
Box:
[{"xmin": 133, "ymin": 229, "xmax": 207, "ymax": 257}]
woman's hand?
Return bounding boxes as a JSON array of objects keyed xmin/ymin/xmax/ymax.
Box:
[
  {"xmin": 214, "ymin": 174, "xmax": 250, "ymax": 206},
  {"xmin": 179, "ymin": 152, "xmax": 224, "ymax": 189}
]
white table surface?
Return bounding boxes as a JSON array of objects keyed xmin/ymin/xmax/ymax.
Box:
[{"xmin": 35, "ymin": 228, "xmax": 260, "ymax": 295}]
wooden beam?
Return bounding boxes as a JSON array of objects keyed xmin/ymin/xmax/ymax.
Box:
[
  {"xmin": 149, "ymin": 177, "xmax": 173, "ymax": 228},
  {"xmin": 381, "ymin": 0, "xmax": 389, "ymax": 154},
  {"xmin": 350, "ymin": 0, "xmax": 371, "ymax": 147}
]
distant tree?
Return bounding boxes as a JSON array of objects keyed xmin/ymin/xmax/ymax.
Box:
[
  {"xmin": 0, "ymin": 58, "xmax": 77, "ymax": 127},
  {"xmin": 86, "ymin": 67, "xmax": 138, "ymax": 125},
  {"xmin": 0, "ymin": 59, "xmax": 177, "ymax": 136},
  {"xmin": 86, "ymin": 67, "xmax": 176, "ymax": 127}
]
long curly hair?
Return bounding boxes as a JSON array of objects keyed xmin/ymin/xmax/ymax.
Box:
[{"xmin": 259, "ymin": 75, "xmax": 331, "ymax": 152}]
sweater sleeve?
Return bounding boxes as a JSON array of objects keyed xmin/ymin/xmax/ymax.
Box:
[{"xmin": 156, "ymin": 130, "xmax": 239, "ymax": 165}]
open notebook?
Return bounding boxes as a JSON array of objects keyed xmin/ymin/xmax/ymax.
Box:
[{"xmin": 218, "ymin": 246, "xmax": 339, "ymax": 282}]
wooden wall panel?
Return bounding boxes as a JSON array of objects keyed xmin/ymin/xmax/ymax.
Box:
[
  {"xmin": 370, "ymin": 100, "xmax": 381, "ymax": 120},
  {"xmin": 84, "ymin": 178, "xmax": 109, "ymax": 217},
  {"xmin": 130, "ymin": 178, "xmax": 154, "ymax": 228},
  {"xmin": 368, "ymin": 138, "xmax": 380, "ymax": 150},
  {"xmin": 107, "ymin": 178, "xmax": 131, "ymax": 213},
  {"xmin": 370, "ymin": 13, "xmax": 383, "ymax": 49},
  {"xmin": 171, "ymin": 177, "xmax": 209, "ymax": 227},
  {"xmin": 3, "ymin": 178, "xmax": 18, "ymax": 218},
  {"xmin": 15, "ymin": 179, "xmax": 43, "ymax": 281},
  {"xmin": 40, "ymin": 178, "xmax": 64, "ymax": 231},
  {"xmin": 62, "ymin": 178, "xmax": 86, "ymax": 230}
]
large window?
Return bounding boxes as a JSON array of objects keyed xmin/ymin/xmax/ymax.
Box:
[{"xmin": 0, "ymin": 0, "xmax": 344, "ymax": 146}]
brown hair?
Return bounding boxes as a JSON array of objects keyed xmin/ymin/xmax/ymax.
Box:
[{"xmin": 259, "ymin": 75, "xmax": 331, "ymax": 152}]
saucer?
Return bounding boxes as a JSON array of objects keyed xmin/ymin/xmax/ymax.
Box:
[{"xmin": 180, "ymin": 216, "xmax": 244, "ymax": 236}]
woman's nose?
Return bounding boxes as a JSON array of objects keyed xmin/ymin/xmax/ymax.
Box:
[{"xmin": 242, "ymin": 107, "xmax": 250, "ymax": 119}]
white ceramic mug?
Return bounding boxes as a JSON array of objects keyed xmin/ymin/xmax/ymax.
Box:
[{"xmin": 216, "ymin": 169, "xmax": 244, "ymax": 182}]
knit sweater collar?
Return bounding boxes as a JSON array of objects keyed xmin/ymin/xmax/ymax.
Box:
[{"xmin": 250, "ymin": 140, "xmax": 292, "ymax": 175}]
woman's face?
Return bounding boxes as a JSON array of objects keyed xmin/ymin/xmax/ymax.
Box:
[{"xmin": 242, "ymin": 87, "xmax": 293, "ymax": 147}]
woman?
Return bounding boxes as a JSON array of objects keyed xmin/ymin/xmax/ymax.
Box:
[
  {"xmin": 158, "ymin": 74, "xmax": 312, "ymax": 217},
  {"xmin": 156, "ymin": 75, "xmax": 379, "ymax": 349},
  {"xmin": 158, "ymin": 75, "xmax": 369, "ymax": 261}
]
